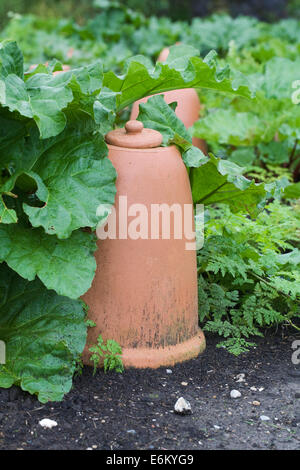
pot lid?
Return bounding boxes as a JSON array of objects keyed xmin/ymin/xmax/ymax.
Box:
[{"xmin": 105, "ymin": 120, "xmax": 163, "ymax": 149}]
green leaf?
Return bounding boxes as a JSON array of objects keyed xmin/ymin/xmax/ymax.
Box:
[
  {"xmin": 262, "ymin": 57, "xmax": 300, "ymax": 100},
  {"xmin": 0, "ymin": 197, "xmax": 17, "ymax": 224},
  {"xmin": 258, "ymin": 141, "xmax": 290, "ymax": 164},
  {"xmin": 0, "ymin": 41, "xmax": 105, "ymax": 139},
  {"xmin": 137, "ymin": 94, "xmax": 191, "ymax": 145},
  {"xmin": 190, "ymin": 154, "xmax": 269, "ymax": 217},
  {"xmin": 181, "ymin": 145, "xmax": 208, "ymax": 168},
  {"xmin": 93, "ymin": 87, "xmax": 118, "ymax": 134},
  {"xmin": 0, "ymin": 225, "xmax": 97, "ymax": 298},
  {"xmin": 137, "ymin": 94, "xmax": 208, "ymax": 167},
  {"xmin": 228, "ymin": 147, "xmax": 256, "ymax": 166},
  {"xmin": 0, "ymin": 264, "xmax": 87, "ymax": 402},
  {"xmin": 2, "ymin": 120, "xmax": 117, "ymax": 239},
  {"xmin": 0, "ymin": 71, "xmax": 74, "ymax": 138},
  {"xmin": 193, "ymin": 109, "xmax": 267, "ymax": 146},
  {"xmin": 283, "ymin": 182, "xmax": 300, "ymax": 200},
  {"xmin": 0, "ymin": 41, "xmax": 23, "ymax": 78},
  {"xmin": 70, "ymin": 62, "xmax": 103, "ymax": 95},
  {"xmin": 104, "ymin": 46, "xmax": 252, "ymax": 111},
  {"xmin": 24, "ymin": 140, "xmax": 116, "ymax": 238},
  {"xmin": 0, "ymin": 111, "xmax": 27, "ymax": 151}
]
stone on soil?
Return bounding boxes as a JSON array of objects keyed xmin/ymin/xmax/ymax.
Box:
[
  {"xmin": 39, "ymin": 418, "xmax": 58, "ymax": 429},
  {"xmin": 174, "ymin": 397, "xmax": 192, "ymax": 415}
]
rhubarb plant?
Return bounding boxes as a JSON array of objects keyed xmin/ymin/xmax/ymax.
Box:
[{"xmin": 0, "ymin": 40, "xmax": 277, "ymax": 401}]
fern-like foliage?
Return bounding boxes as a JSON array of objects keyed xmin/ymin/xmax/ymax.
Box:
[{"xmin": 198, "ymin": 200, "xmax": 300, "ymax": 354}]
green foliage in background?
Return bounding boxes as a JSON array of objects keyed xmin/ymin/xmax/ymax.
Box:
[{"xmin": 0, "ymin": 0, "xmax": 298, "ymax": 28}]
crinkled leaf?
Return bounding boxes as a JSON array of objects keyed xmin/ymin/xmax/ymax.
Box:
[
  {"xmin": 193, "ymin": 109, "xmax": 268, "ymax": 146},
  {"xmin": 104, "ymin": 46, "xmax": 253, "ymax": 111},
  {"xmin": 0, "ymin": 71, "xmax": 74, "ymax": 138},
  {"xmin": 93, "ymin": 87, "xmax": 118, "ymax": 134},
  {"xmin": 0, "ymin": 264, "xmax": 87, "ymax": 402},
  {"xmin": 137, "ymin": 94, "xmax": 208, "ymax": 167},
  {"xmin": 181, "ymin": 145, "xmax": 208, "ymax": 168},
  {"xmin": 190, "ymin": 154, "xmax": 272, "ymax": 217},
  {"xmin": 137, "ymin": 94, "xmax": 191, "ymax": 145},
  {"xmin": 0, "ymin": 41, "xmax": 23, "ymax": 78},
  {"xmin": 69, "ymin": 62, "xmax": 103, "ymax": 95},
  {"xmin": 2, "ymin": 119, "xmax": 117, "ymax": 239},
  {"xmin": 262, "ymin": 57, "xmax": 300, "ymax": 100},
  {"xmin": 0, "ymin": 225, "xmax": 97, "ymax": 298},
  {"xmin": 0, "ymin": 41, "xmax": 105, "ymax": 138}
]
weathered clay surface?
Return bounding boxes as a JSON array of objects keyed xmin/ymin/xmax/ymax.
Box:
[{"xmin": 82, "ymin": 141, "xmax": 205, "ymax": 368}]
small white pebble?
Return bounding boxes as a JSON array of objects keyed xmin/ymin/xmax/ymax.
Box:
[
  {"xmin": 235, "ymin": 373, "xmax": 246, "ymax": 383},
  {"xmin": 181, "ymin": 381, "xmax": 188, "ymax": 386},
  {"xmin": 260, "ymin": 415, "xmax": 270, "ymax": 421},
  {"xmin": 230, "ymin": 390, "xmax": 241, "ymax": 399},
  {"xmin": 174, "ymin": 397, "xmax": 192, "ymax": 415},
  {"xmin": 127, "ymin": 429, "xmax": 136, "ymax": 434},
  {"xmin": 39, "ymin": 418, "xmax": 58, "ymax": 429}
]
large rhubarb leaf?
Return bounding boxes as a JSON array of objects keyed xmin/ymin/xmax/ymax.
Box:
[
  {"xmin": 1, "ymin": 118, "xmax": 117, "ymax": 239},
  {"xmin": 0, "ymin": 264, "xmax": 87, "ymax": 402},
  {"xmin": 104, "ymin": 45, "xmax": 253, "ymax": 111},
  {"xmin": 190, "ymin": 154, "xmax": 273, "ymax": 217},
  {"xmin": 0, "ymin": 70, "xmax": 73, "ymax": 139},
  {"xmin": 193, "ymin": 109, "xmax": 269, "ymax": 146},
  {"xmin": 0, "ymin": 225, "xmax": 97, "ymax": 298},
  {"xmin": 262, "ymin": 57, "xmax": 300, "ymax": 100},
  {"xmin": 0, "ymin": 41, "xmax": 104, "ymax": 138}
]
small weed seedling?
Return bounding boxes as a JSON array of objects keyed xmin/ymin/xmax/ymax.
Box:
[{"xmin": 89, "ymin": 335, "xmax": 124, "ymax": 375}]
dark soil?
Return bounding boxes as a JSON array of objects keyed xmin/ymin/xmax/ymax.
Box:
[{"xmin": 0, "ymin": 328, "xmax": 299, "ymax": 450}]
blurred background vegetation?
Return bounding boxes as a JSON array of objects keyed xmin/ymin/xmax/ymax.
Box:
[{"xmin": 0, "ymin": 0, "xmax": 299, "ymax": 29}]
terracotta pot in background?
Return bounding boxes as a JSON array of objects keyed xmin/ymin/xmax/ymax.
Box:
[
  {"xmin": 130, "ymin": 47, "xmax": 207, "ymax": 154},
  {"xmin": 82, "ymin": 120, "xmax": 205, "ymax": 368}
]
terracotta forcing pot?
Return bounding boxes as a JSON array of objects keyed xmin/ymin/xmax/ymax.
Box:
[
  {"xmin": 130, "ymin": 47, "xmax": 207, "ymax": 154},
  {"xmin": 82, "ymin": 120, "xmax": 205, "ymax": 368}
]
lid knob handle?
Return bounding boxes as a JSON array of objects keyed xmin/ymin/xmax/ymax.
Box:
[{"xmin": 125, "ymin": 120, "xmax": 144, "ymax": 134}]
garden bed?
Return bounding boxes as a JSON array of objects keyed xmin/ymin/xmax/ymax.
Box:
[{"xmin": 0, "ymin": 327, "xmax": 299, "ymax": 450}]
